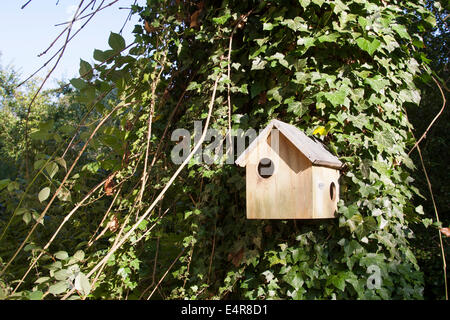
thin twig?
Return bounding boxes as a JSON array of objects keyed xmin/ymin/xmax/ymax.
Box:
[
  {"xmin": 119, "ymin": 0, "xmax": 137, "ymax": 34},
  {"xmin": 415, "ymin": 142, "xmax": 448, "ymax": 300},
  {"xmin": 39, "ymin": 0, "xmax": 97, "ymax": 57},
  {"xmin": 147, "ymin": 248, "xmax": 185, "ymax": 300},
  {"xmin": 138, "ymin": 237, "xmax": 160, "ymax": 299},
  {"xmin": 55, "ymin": 0, "xmax": 118, "ymax": 27},
  {"xmin": 132, "ymin": 207, "xmax": 170, "ymax": 244},
  {"xmin": 408, "ymin": 76, "xmax": 447, "ymax": 156},
  {"xmin": 207, "ymin": 221, "xmax": 217, "ymax": 283},
  {"xmin": 89, "ymin": 209, "xmax": 133, "ymax": 293},
  {"xmin": 21, "ymin": 0, "xmax": 32, "ymax": 9},
  {"xmin": 405, "ymin": 77, "xmax": 448, "ymax": 300},
  {"xmin": 87, "ymin": 184, "xmax": 122, "ymax": 247}
]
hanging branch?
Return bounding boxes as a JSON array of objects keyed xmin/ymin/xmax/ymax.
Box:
[
  {"xmin": 21, "ymin": 0, "xmax": 33, "ymax": 9},
  {"xmin": 138, "ymin": 49, "xmax": 168, "ymax": 205},
  {"xmin": 408, "ymin": 76, "xmax": 447, "ymax": 156}
]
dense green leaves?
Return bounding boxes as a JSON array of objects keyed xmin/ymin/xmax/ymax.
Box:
[{"xmin": 0, "ymin": 0, "xmax": 445, "ymax": 301}]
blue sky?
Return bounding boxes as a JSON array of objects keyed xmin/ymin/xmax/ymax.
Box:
[{"xmin": 0, "ymin": 1, "xmax": 144, "ymax": 89}]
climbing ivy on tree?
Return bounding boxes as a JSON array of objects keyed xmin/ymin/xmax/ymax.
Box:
[{"xmin": 0, "ymin": 0, "xmax": 444, "ymax": 300}]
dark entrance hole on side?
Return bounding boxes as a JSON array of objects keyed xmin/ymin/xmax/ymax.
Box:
[{"xmin": 330, "ymin": 182, "xmax": 336, "ymax": 201}]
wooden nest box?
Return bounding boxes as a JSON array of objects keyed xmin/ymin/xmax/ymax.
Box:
[{"xmin": 235, "ymin": 119, "xmax": 343, "ymax": 219}]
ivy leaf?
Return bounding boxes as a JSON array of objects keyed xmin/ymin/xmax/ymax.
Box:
[
  {"xmin": 356, "ymin": 37, "xmax": 381, "ymax": 56},
  {"xmin": 324, "ymin": 88, "xmax": 347, "ymax": 107},
  {"xmin": 212, "ymin": 13, "xmax": 231, "ymax": 25},
  {"xmin": 251, "ymin": 57, "xmax": 267, "ymax": 70},
  {"xmin": 392, "ymin": 24, "xmax": 411, "ymax": 40},
  {"xmin": 269, "ymin": 53, "xmax": 290, "ymax": 69},
  {"xmin": 38, "ymin": 187, "xmax": 51, "ymax": 203},
  {"xmin": 318, "ymin": 33, "xmax": 340, "ymax": 43},
  {"xmin": 312, "ymin": 0, "xmax": 325, "ymax": 7},
  {"xmin": 332, "ymin": 0, "xmax": 349, "ymax": 14},
  {"xmin": 287, "ymin": 100, "xmax": 307, "ymax": 117},
  {"xmin": 415, "ymin": 205, "xmax": 424, "ymax": 215},
  {"xmin": 267, "ymin": 86, "xmax": 282, "ymax": 103},
  {"xmin": 358, "ymin": 16, "xmax": 368, "ymax": 30},
  {"xmin": 365, "ymin": 76, "xmax": 390, "ymax": 92},
  {"xmin": 282, "ymin": 17, "xmax": 307, "ymax": 32},
  {"xmin": 329, "ymin": 273, "xmax": 347, "ymax": 291},
  {"xmin": 299, "ymin": 0, "xmax": 310, "ymax": 9},
  {"xmin": 263, "ymin": 22, "xmax": 274, "ymax": 31},
  {"xmin": 108, "ymin": 32, "xmax": 126, "ymax": 51},
  {"xmin": 284, "ymin": 269, "xmax": 304, "ymax": 289}
]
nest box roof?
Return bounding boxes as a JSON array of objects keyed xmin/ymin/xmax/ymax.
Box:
[{"xmin": 235, "ymin": 119, "xmax": 343, "ymax": 169}]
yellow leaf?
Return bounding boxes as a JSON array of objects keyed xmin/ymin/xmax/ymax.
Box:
[{"xmin": 313, "ymin": 126, "xmax": 326, "ymax": 136}]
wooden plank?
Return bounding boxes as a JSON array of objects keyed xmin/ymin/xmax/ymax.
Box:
[
  {"xmin": 311, "ymin": 166, "xmax": 340, "ymax": 218},
  {"xmin": 246, "ymin": 131, "xmax": 314, "ymax": 219}
]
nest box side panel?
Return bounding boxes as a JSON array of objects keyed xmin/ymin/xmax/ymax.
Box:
[
  {"xmin": 311, "ymin": 166, "xmax": 340, "ymax": 218},
  {"xmin": 245, "ymin": 133, "xmax": 313, "ymax": 219}
]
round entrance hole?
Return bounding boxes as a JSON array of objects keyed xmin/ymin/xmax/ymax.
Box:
[
  {"xmin": 330, "ymin": 182, "xmax": 336, "ymax": 201},
  {"xmin": 257, "ymin": 158, "xmax": 274, "ymax": 179}
]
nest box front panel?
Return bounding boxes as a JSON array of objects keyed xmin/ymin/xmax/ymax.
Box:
[{"xmin": 245, "ymin": 132, "xmax": 313, "ymax": 219}]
